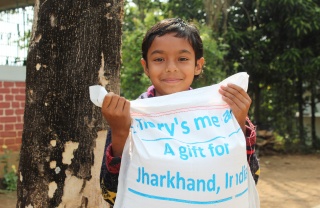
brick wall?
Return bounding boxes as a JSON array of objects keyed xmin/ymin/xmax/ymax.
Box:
[
  {"xmin": 0, "ymin": 66, "xmax": 26, "ymax": 153},
  {"xmin": 0, "ymin": 81, "xmax": 25, "ymax": 152}
]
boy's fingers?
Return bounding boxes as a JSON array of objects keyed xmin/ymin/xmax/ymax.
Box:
[
  {"xmin": 102, "ymin": 92, "xmax": 115, "ymax": 108},
  {"xmin": 123, "ymin": 99, "xmax": 131, "ymax": 113},
  {"xmin": 224, "ymin": 84, "xmax": 245, "ymax": 99},
  {"xmin": 115, "ymin": 97, "xmax": 128, "ymax": 111},
  {"xmin": 229, "ymin": 84, "xmax": 251, "ymax": 103},
  {"xmin": 220, "ymin": 84, "xmax": 251, "ymax": 106},
  {"xmin": 220, "ymin": 86, "xmax": 241, "ymax": 105},
  {"xmin": 106, "ymin": 94, "xmax": 121, "ymax": 111}
]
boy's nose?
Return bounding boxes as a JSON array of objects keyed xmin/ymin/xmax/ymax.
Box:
[{"xmin": 165, "ymin": 61, "xmax": 178, "ymax": 72}]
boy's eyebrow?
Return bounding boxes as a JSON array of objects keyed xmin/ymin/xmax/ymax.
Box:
[
  {"xmin": 179, "ymin": 49, "xmax": 192, "ymax": 54},
  {"xmin": 150, "ymin": 49, "xmax": 192, "ymax": 55},
  {"xmin": 150, "ymin": 50, "xmax": 164, "ymax": 55}
]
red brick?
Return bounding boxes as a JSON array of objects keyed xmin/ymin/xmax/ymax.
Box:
[
  {"xmin": 0, "ymin": 102, "xmax": 10, "ymax": 108},
  {"xmin": 20, "ymin": 102, "xmax": 25, "ymax": 108},
  {"xmin": 5, "ymin": 124, "xmax": 14, "ymax": 131},
  {"xmin": 4, "ymin": 82, "xmax": 14, "ymax": 87},
  {"xmin": 15, "ymin": 95, "xmax": 26, "ymax": 101},
  {"xmin": 0, "ymin": 109, "xmax": 3, "ymax": 116},
  {"xmin": 6, "ymin": 145, "xmax": 14, "ymax": 151},
  {"xmin": 0, "ymin": 82, "xmax": 3, "ymax": 87},
  {"xmin": 5, "ymin": 109, "xmax": 14, "ymax": 116},
  {"xmin": 0, "ymin": 139, "xmax": 3, "ymax": 146},
  {"xmin": 10, "ymin": 144, "xmax": 21, "ymax": 151},
  {"xmin": 0, "ymin": 131, "xmax": 16, "ymax": 138},
  {"xmin": 11, "ymin": 88, "xmax": 20, "ymax": 94},
  {"xmin": 4, "ymin": 138, "xmax": 16, "ymax": 145},
  {"xmin": 0, "ymin": 94, "xmax": 3, "ymax": 101},
  {"xmin": 0, "ymin": 88, "xmax": 10, "ymax": 93},
  {"xmin": 15, "ymin": 137, "xmax": 22, "ymax": 144},
  {"xmin": 15, "ymin": 82, "xmax": 26, "ymax": 87},
  {"xmin": 0, "ymin": 124, "xmax": 3, "ymax": 131},
  {"xmin": 12, "ymin": 87, "xmax": 26, "ymax": 94},
  {"xmin": 0, "ymin": 116, "xmax": 16, "ymax": 123},
  {"xmin": 5, "ymin": 95, "xmax": 14, "ymax": 101},
  {"xmin": 15, "ymin": 123, "xmax": 24, "ymax": 130},
  {"xmin": 15, "ymin": 109, "xmax": 25, "ymax": 115},
  {"xmin": 12, "ymin": 102, "xmax": 20, "ymax": 108},
  {"xmin": 17, "ymin": 116, "xmax": 22, "ymax": 122},
  {"xmin": 17, "ymin": 131, "xmax": 23, "ymax": 137}
]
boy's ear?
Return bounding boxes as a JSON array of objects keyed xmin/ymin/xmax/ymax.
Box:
[
  {"xmin": 195, "ymin": 57, "xmax": 205, "ymax": 75},
  {"xmin": 141, "ymin": 58, "xmax": 150, "ymax": 77}
]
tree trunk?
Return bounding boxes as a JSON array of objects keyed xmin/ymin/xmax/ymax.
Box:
[
  {"xmin": 253, "ymin": 81, "xmax": 261, "ymax": 125},
  {"xmin": 17, "ymin": 0, "xmax": 123, "ymax": 207},
  {"xmin": 310, "ymin": 79, "xmax": 317, "ymax": 149},
  {"xmin": 297, "ymin": 72, "xmax": 304, "ymax": 146},
  {"xmin": 203, "ymin": 0, "xmax": 221, "ymax": 32},
  {"xmin": 133, "ymin": 0, "xmax": 146, "ymax": 22},
  {"xmin": 203, "ymin": 0, "xmax": 231, "ymax": 33}
]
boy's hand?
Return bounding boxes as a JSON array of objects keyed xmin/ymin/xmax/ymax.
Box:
[
  {"xmin": 102, "ymin": 92, "xmax": 131, "ymax": 157},
  {"xmin": 219, "ymin": 83, "xmax": 251, "ymax": 134}
]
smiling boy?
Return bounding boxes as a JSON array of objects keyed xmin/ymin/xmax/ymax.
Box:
[{"xmin": 100, "ymin": 18, "xmax": 259, "ymax": 206}]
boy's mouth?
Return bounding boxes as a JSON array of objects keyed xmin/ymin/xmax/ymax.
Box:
[{"xmin": 162, "ymin": 78, "xmax": 182, "ymax": 83}]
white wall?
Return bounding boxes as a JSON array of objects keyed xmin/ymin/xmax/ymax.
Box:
[{"xmin": 0, "ymin": 65, "xmax": 26, "ymax": 81}]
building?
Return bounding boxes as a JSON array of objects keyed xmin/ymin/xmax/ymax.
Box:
[{"xmin": 0, "ymin": 1, "xmax": 33, "ymax": 153}]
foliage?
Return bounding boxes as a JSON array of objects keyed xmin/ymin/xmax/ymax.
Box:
[
  {"xmin": 0, "ymin": 145, "xmax": 18, "ymax": 191},
  {"xmin": 191, "ymin": 22, "xmax": 227, "ymax": 88},
  {"xmin": 120, "ymin": 19, "xmax": 151, "ymax": 99},
  {"xmin": 163, "ymin": 0, "xmax": 206, "ymax": 23},
  {"xmin": 222, "ymin": 0, "xmax": 320, "ymax": 150}
]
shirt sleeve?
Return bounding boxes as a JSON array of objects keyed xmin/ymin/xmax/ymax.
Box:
[
  {"xmin": 100, "ymin": 130, "xmax": 121, "ymax": 206},
  {"xmin": 245, "ymin": 117, "xmax": 260, "ymax": 184}
]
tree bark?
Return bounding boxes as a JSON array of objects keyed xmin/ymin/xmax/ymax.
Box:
[
  {"xmin": 253, "ymin": 81, "xmax": 261, "ymax": 125},
  {"xmin": 310, "ymin": 79, "xmax": 317, "ymax": 149},
  {"xmin": 203, "ymin": 0, "xmax": 231, "ymax": 33},
  {"xmin": 17, "ymin": 0, "xmax": 123, "ymax": 207},
  {"xmin": 297, "ymin": 72, "xmax": 304, "ymax": 146}
]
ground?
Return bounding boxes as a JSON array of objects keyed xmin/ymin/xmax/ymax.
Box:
[
  {"xmin": 257, "ymin": 154, "xmax": 320, "ymax": 208},
  {"xmin": 0, "ymin": 154, "xmax": 319, "ymax": 208}
]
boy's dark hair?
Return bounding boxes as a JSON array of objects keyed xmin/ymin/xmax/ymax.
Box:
[{"xmin": 141, "ymin": 18, "xmax": 203, "ymax": 65}]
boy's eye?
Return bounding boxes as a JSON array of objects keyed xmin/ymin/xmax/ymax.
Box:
[
  {"xmin": 154, "ymin": 58, "xmax": 164, "ymax": 62},
  {"xmin": 179, "ymin": 57, "xmax": 189, "ymax": 61}
]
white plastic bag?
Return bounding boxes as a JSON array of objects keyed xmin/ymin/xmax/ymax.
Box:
[{"xmin": 112, "ymin": 72, "xmax": 260, "ymax": 208}]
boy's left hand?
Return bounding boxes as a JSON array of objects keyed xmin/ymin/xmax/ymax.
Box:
[{"xmin": 219, "ymin": 83, "xmax": 251, "ymax": 134}]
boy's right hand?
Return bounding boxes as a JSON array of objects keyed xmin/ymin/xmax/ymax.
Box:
[{"xmin": 102, "ymin": 92, "xmax": 131, "ymax": 157}]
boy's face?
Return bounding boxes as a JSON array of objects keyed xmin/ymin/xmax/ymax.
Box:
[{"xmin": 141, "ymin": 33, "xmax": 204, "ymax": 96}]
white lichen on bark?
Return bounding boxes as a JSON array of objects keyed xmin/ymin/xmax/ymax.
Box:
[
  {"xmin": 29, "ymin": 0, "xmax": 41, "ymax": 51},
  {"xmin": 50, "ymin": 161, "xmax": 56, "ymax": 169},
  {"xmin": 50, "ymin": 14, "xmax": 57, "ymax": 27},
  {"xmin": 36, "ymin": 63, "xmax": 41, "ymax": 70},
  {"xmin": 99, "ymin": 52, "xmax": 109, "ymax": 87},
  {"xmin": 19, "ymin": 171, "xmax": 23, "ymax": 182},
  {"xmin": 48, "ymin": 181, "xmax": 58, "ymax": 198},
  {"xmin": 50, "ymin": 140, "xmax": 57, "ymax": 147},
  {"xmin": 62, "ymin": 141, "xmax": 79, "ymax": 165}
]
